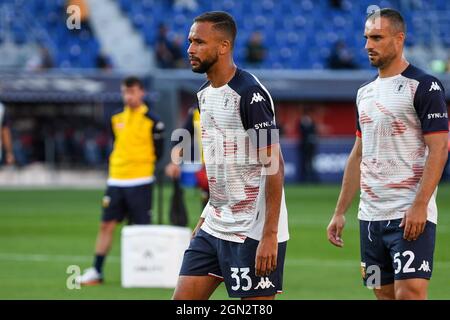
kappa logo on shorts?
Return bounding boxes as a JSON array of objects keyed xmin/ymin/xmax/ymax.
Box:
[
  {"xmin": 254, "ymin": 277, "xmax": 275, "ymax": 290},
  {"xmin": 418, "ymin": 260, "xmax": 431, "ymax": 272}
]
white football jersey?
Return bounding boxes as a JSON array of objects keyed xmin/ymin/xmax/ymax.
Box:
[
  {"xmin": 356, "ymin": 65, "xmax": 448, "ymax": 223},
  {"xmin": 197, "ymin": 68, "xmax": 289, "ymax": 243}
]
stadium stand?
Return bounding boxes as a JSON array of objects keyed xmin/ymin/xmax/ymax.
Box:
[
  {"xmin": 118, "ymin": 0, "xmax": 450, "ymax": 70},
  {"xmin": 0, "ymin": 0, "xmax": 448, "ymax": 70},
  {"xmin": 0, "ymin": 0, "xmax": 100, "ymax": 69}
]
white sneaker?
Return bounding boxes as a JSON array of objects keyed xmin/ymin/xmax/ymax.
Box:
[{"xmin": 75, "ymin": 267, "xmax": 103, "ymax": 286}]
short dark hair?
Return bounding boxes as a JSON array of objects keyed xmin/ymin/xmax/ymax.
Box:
[
  {"xmin": 366, "ymin": 8, "xmax": 406, "ymax": 34},
  {"xmin": 194, "ymin": 11, "xmax": 237, "ymax": 47},
  {"xmin": 122, "ymin": 76, "xmax": 144, "ymax": 89}
]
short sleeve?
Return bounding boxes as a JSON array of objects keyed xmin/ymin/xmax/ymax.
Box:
[
  {"xmin": 414, "ymin": 77, "xmax": 449, "ymax": 134},
  {"xmin": 240, "ymin": 86, "xmax": 279, "ymax": 149}
]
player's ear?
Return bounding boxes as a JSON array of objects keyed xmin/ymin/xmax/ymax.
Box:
[
  {"xmin": 395, "ymin": 32, "xmax": 405, "ymax": 50},
  {"xmin": 394, "ymin": 28, "xmax": 405, "ymax": 43},
  {"xmin": 219, "ymin": 39, "xmax": 232, "ymax": 55}
]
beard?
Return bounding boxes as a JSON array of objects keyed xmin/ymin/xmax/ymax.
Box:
[
  {"xmin": 369, "ymin": 57, "xmax": 383, "ymax": 68},
  {"xmin": 191, "ymin": 53, "xmax": 219, "ymax": 74},
  {"xmin": 368, "ymin": 49, "xmax": 396, "ymax": 69}
]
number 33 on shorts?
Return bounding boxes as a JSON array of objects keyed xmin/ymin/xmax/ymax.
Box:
[
  {"xmin": 229, "ymin": 267, "xmax": 276, "ymax": 292},
  {"xmin": 230, "ymin": 267, "xmax": 253, "ymax": 291}
]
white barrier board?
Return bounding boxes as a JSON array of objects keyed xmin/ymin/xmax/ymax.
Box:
[{"xmin": 121, "ymin": 225, "xmax": 191, "ymax": 288}]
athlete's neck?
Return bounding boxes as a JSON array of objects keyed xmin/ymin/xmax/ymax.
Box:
[
  {"xmin": 378, "ymin": 56, "xmax": 409, "ymax": 78},
  {"xmin": 127, "ymin": 103, "xmax": 142, "ymax": 111},
  {"xmin": 206, "ymin": 61, "xmax": 237, "ymax": 88}
]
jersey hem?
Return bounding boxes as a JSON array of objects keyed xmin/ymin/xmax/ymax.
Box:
[
  {"xmin": 358, "ymin": 214, "xmax": 437, "ymax": 224},
  {"xmin": 423, "ymin": 130, "xmax": 449, "ymax": 135},
  {"xmin": 107, "ymin": 176, "xmax": 155, "ymax": 187},
  {"xmin": 201, "ymin": 224, "xmax": 290, "ymax": 243}
]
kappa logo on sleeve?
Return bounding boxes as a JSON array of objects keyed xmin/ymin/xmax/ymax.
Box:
[
  {"xmin": 429, "ymin": 82, "xmax": 441, "ymax": 92},
  {"xmin": 250, "ymin": 92, "xmax": 266, "ymax": 104}
]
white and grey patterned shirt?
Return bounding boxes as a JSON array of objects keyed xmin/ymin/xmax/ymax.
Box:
[
  {"xmin": 356, "ymin": 65, "xmax": 448, "ymax": 223},
  {"xmin": 197, "ymin": 68, "xmax": 289, "ymax": 243}
]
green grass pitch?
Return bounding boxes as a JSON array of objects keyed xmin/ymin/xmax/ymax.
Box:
[{"xmin": 0, "ymin": 184, "xmax": 449, "ymax": 299}]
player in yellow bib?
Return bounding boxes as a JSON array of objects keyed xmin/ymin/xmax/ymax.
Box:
[{"xmin": 77, "ymin": 76, "xmax": 165, "ymax": 285}]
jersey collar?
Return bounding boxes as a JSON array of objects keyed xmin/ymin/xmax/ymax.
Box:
[{"xmin": 124, "ymin": 104, "xmax": 148, "ymax": 114}]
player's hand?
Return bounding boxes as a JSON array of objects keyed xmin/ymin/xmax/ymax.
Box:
[
  {"xmin": 191, "ymin": 217, "xmax": 204, "ymax": 239},
  {"xmin": 327, "ymin": 214, "xmax": 346, "ymax": 248},
  {"xmin": 165, "ymin": 162, "xmax": 181, "ymax": 178},
  {"xmin": 400, "ymin": 203, "xmax": 427, "ymax": 241},
  {"xmin": 255, "ymin": 233, "xmax": 278, "ymax": 277}
]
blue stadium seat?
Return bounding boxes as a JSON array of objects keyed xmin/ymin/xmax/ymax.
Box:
[
  {"xmin": 4, "ymin": 0, "xmax": 448, "ymax": 70},
  {"xmin": 119, "ymin": 0, "xmax": 133, "ymax": 13}
]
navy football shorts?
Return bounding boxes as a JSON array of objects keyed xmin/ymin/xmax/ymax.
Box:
[
  {"xmin": 359, "ymin": 218, "xmax": 436, "ymax": 287},
  {"xmin": 179, "ymin": 229, "xmax": 287, "ymax": 298},
  {"xmin": 101, "ymin": 183, "xmax": 153, "ymax": 224}
]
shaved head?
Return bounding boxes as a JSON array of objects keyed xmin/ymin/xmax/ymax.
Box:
[
  {"xmin": 194, "ymin": 11, "xmax": 237, "ymax": 49},
  {"xmin": 366, "ymin": 8, "xmax": 406, "ymax": 35}
]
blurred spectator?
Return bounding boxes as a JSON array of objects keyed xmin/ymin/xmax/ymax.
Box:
[
  {"xmin": 245, "ymin": 31, "xmax": 267, "ymax": 68},
  {"xmin": 83, "ymin": 125, "xmax": 101, "ymax": 165},
  {"xmin": 11, "ymin": 116, "xmax": 110, "ymax": 168},
  {"xmin": 155, "ymin": 24, "xmax": 176, "ymax": 68},
  {"xmin": 10, "ymin": 118, "xmax": 33, "ymax": 166},
  {"xmin": 26, "ymin": 45, "xmax": 54, "ymax": 71},
  {"xmin": 299, "ymin": 109, "xmax": 318, "ymax": 183},
  {"xmin": 0, "ymin": 102, "xmax": 15, "ymax": 165},
  {"xmin": 327, "ymin": 40, "xmax": 358, "ymax": 69},
  {"xmin": 166, "ymin": 106, "xmax": 209, "ymax": 209},
  {"xmin": 96, "ymin": 52, "xmax": 113, "ymax": 71},
  {"xmin": 171, "ymin": 34, "xmax": 188, "ymax": 68},
  {"xmin": 446, "ymin": 58, "xmax": 450, "ymax": 73}
]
